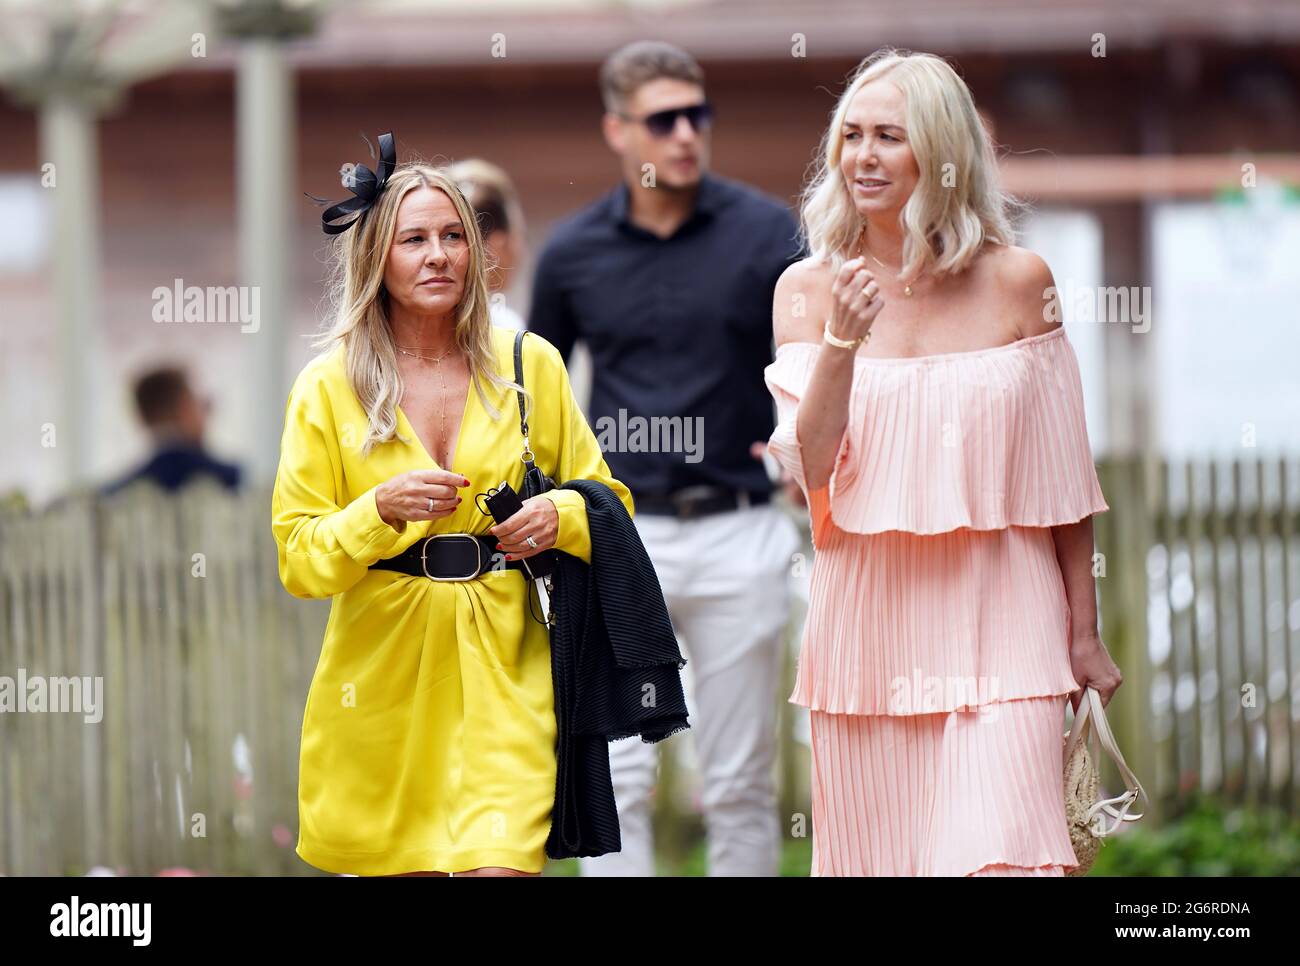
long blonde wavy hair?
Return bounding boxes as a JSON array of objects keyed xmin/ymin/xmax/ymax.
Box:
[
  {"xmin": 311, "ymin": 163, "xmax": 525, "ymax": 459},
  {"xmin": 800, "ymin": 48, "xmax": 1021, "ymax": 283}
]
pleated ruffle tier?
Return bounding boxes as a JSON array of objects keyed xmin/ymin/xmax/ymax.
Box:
[
  {"xmin": 765, "ymin": 325, "xmax": 1108, "ymax": 544},
  {"xmin": 808, "ymin": 696, "xmax": 1079, "ymax": 876}
]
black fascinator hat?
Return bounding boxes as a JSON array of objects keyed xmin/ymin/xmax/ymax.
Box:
[{"xmin": 305, "ymin": 131, "xmax": 397, "ymax": 235}]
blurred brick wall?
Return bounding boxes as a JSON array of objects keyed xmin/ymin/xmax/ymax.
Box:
[{"xmin": 1, "ymin": 47, "xmax": 1297, "ymax": 503}]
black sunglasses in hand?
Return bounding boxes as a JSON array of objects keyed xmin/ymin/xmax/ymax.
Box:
[{"xmin": 618, "ymin": 100, "xmax": 714, "ymax": 138}]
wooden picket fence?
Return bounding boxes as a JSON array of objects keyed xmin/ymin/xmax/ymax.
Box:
[
  {"xmin": 0, "ymin": 480, "xmax": 324, "ymax": 876},
  {"xmin": 1, "ymin": 456, "xmax": 1298, "ymax": 874},
  {"xmin": 1095, "ymin": 455, "xmax": 1300, "ymax": 819}
]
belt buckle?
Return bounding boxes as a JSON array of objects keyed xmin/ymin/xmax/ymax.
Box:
[
  {"xmin": 671, "ymin": 485, "xmax": 721, "ymax": 521},
  {"xmin": 421, "ymin": 533, "xmax": 483, "ymax": 581}
]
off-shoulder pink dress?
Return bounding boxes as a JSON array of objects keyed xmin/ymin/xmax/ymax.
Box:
[{"xmin": 764, "ymin": 324, "xmax": 1108, "ymax": 876}]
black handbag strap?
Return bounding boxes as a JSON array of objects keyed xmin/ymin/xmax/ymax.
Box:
[
  {"xmin": 513, "ymin": 329, "xmax": 538, "ymax": 471},
  {"xmin": 512, "ymin": 328, "xmax": 557, "ymax": 629},
  {"xmin": 513, "ymin": 328, "xmax": 529, "ymax": 437}
]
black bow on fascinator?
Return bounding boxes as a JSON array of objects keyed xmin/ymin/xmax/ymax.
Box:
[{"xmin": 305, "ymin": 131, "xmax": 397, "ymax": 235}]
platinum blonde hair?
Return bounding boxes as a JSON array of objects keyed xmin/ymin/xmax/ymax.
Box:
[
  {"xmin": 800, "ymin": 48, "xmax": 1021, "ymax": 282},
  {"xmin": 311, "ymin": 163, "xmax": 525, "ymax": 459}
]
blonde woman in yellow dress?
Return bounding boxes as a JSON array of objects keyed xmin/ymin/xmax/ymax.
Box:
[{"xmin": 273, "ymin": 134, "xmax": 632, "ymax": 876}]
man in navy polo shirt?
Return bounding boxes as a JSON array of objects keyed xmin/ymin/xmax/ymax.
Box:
[{"xmin": 529, "ymin": 40, "xmax": 803, "ymax": 876}]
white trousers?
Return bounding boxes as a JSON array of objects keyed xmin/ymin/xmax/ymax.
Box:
[{"xmin": 577, "ymin": 502, "xmax": 801, "ymax": 876}]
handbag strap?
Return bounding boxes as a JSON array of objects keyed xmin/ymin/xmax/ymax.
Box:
[
  {"xmin": 513, "ymin": 329, "xmax": 538, "ymax": 471},
  {"xmin": 511, "ymin": 328, "xmax": 556, "ymax": 628},
  {"xmin": 1065, "ymin": 686, "xmax": 1150, "ymax": 835}
]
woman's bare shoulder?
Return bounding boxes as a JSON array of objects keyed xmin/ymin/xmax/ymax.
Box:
[
  {"xmin": 977, "ymin": 243, "xmax": 1053, "ymax": 285},
  {"xmin": 968, "ymin": 244, "xmax": 1061, "ymax": 339},
  {"xmin": 773, "ymin": 256, "xmax": 835, "ymax": 346},
  {"xmin": 779, "ymin": 255, "xmax": 837, "ymax": 292}
]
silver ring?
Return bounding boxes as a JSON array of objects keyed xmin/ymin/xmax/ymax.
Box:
[
  {"xmin": 525, "ymin": 535, "xmax": 538, "ymax": 549},
  {"xmin": 427, "ymin": 497, "xmax": 434, "ymax": 512}
]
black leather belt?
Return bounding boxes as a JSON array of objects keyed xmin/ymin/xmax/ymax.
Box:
[
  {"xmin": 635, "ymin": 486, "xmax": 770, "ymax": 520},
  {"xmin": 369, "ymin": 533, "xmax": 526, "ymax": 581}
]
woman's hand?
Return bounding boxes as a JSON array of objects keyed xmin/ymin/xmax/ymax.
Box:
[
  {"xmin": 489, "ymin": 496, "xmax": 559, "ymax": 560},
  {"xmin": 827, "ymin": 256, "xmax": 885, "ymax": 345},
  {"xmin": 375, "ymin": 469, "xmax": 471, "ymax": 530},
  {"xmin": 1069, "ymin": 632, "xmax": 1123, "ymax": 711}
]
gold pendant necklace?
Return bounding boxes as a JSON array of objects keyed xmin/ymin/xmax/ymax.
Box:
[
  {"xmin": 856, "ymin": 231, "xmax": 913, "ymax": 296},
  {"xmin": 395, "ymin": 342, "xmax": 458, "ymax": 465}
]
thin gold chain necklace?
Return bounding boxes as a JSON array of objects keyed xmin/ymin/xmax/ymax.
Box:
[
  {"xmin": 394, "ymin": 342, "xmax": 456, "ymax": 362},
  {"xmin": 856, "ymin": 230, "xmax": 914, "ymax": 297},
  {"xmin": 395, "ymin": 342, "xmax": 459, "ymax": 465}
]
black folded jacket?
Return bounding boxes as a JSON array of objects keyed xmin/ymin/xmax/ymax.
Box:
[{"xmin": 544, "ymin": 478, "xmax": 690, "ymax": 860}]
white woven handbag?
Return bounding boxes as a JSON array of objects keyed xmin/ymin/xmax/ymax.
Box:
[{"xmin": 1063, "ymin": 686, "xmax": 1148, "ymax": 876}]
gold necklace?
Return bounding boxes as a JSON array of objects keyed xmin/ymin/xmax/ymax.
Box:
[
  {"xmin": 395, "ymin": 342, "xmax": 459, "ymax": 465},
  {"xmin": 856, "ymin": 231, "xmax": 913, "ymax": 297},
  {"xmin": 394, "ymin": 342, "xmax": 456, "ymax": 362}
]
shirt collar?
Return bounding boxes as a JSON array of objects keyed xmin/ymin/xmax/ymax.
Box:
[
  {"xmin": 148, "ymin": 428, "xmax": 203, "ymax": 453},
  {"xmin": 610, "ymin": 171, "xmax": 725, "ymax": 235}
]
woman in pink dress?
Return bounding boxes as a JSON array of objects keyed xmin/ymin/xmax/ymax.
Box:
[{"xmin": 765, "ymin": 48, "xmax": 1124, "ymax": 876}]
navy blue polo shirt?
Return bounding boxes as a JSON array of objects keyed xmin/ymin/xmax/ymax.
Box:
[
  {"xmin": 527, "ymin": 172, "xmax": 803, "ymax": 498},
  {"xmin": 101, "ymin": 442, "xmax": 242, "ymax": 496}
]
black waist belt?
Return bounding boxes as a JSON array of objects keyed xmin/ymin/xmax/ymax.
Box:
[
  {"xmin": 634, "ymin": 486, "xmax": 771, "ymax": 520},
  {"xmin": 369, "ymin": 533, "xmax": 526, "ymax": 581}
]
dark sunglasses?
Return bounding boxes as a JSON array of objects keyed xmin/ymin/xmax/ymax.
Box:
[{"xmin": 619, "ymin": 101, "xmax": 714, "ymax": 138}]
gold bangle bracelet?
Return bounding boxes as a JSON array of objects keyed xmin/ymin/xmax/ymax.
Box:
[{"xmin": 823, "ymin": 324, "xmax": 867, "ymax": 350}]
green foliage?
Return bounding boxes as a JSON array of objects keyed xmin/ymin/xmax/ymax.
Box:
[
  {"xmin": 1089, "ymin": 793, "xmax": 1300, "ymax": 876},
  {"xmin": 549, "ymin": 794, "xmax": 1300, "ymax": 877}
]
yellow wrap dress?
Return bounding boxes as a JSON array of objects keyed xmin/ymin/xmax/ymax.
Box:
[{"xmin": 271, "ymin": 326, "xmax": 633, "ymax": 875}]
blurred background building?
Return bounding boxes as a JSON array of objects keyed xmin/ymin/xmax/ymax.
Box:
[{"xmin": 1, "ymin": 0, "xmax": 1298, "ymax": 504}]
